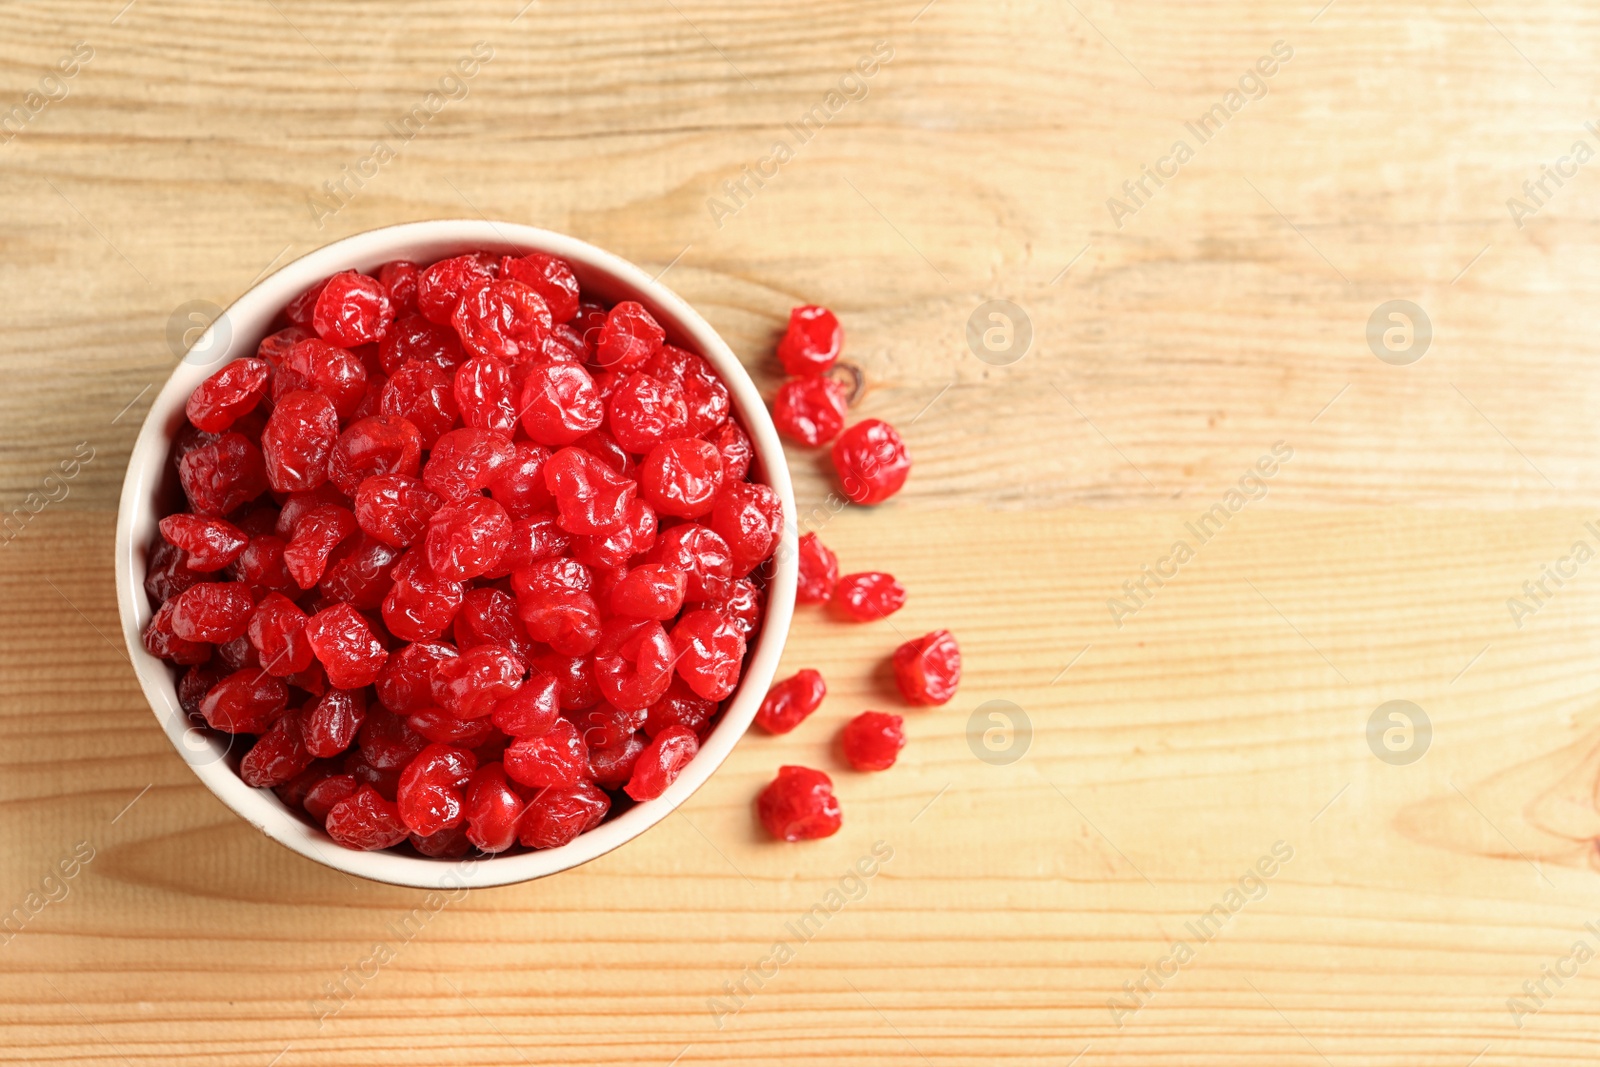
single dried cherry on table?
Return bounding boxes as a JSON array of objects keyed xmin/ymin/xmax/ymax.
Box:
[
  {"xmin": 840, "ymin": 711, "xmax": 905, "ymax": 771},
  {"xmin": 757, "ymin": 765, "xmax": 842, "ymax": 841},
  {"xmin": 893, "ymin": 629, "xmax": 961, "ymax": 705},
  {"xmin": 142, "ymin": 247, "xmax": 783, "ymax": 857}
]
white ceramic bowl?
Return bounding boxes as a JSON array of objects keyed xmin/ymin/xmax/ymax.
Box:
[{"xmin": 115, "ymin": 220, "xmax": 797, "ymax": 889}]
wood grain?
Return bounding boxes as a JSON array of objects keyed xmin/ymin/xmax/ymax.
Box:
[{"xmin": 6, "ymin": 0, "xmax": 1600, "ymax": 1063}]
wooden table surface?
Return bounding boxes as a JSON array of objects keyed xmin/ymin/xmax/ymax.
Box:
[{"xmin": 7, "ymin": 0, "xmax": 1600, "ymax": 1063}]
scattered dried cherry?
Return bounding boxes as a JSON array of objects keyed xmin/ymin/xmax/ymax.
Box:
[
  {"xmin": 777, "ymin": 305, "xmax": 841, "ymax": 377},
  {"xmin": 754, "ymin": 669, "xmax": 825, "ymax": 735},
  {"xmin": 840, "ymin": 711, "xmax": 904, "ymax": 771},
  {"xmin": 832, "ymin": 418, "xmax": 911, "ymax": 505},
  {"xmin": 795, "ymin": 533, "xmax": 838, "ymax": 603},
  {"xmin": 833, "ymin": 572, "xmax": 906, "ymax": 621},
  {"xmin": 893, "ymin": 630, "xmax": 960, "ymax": 705},
  {"xmin": 757, "ymin": 766, "xmax": 842, "ymax": 841}
]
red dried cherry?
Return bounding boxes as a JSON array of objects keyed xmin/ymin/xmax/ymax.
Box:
[
  {"xmin": 326, "ymin": 784, "xmax": 409, "ymax": 850},
  {"xmin": 832, "ymin": 418, "xmax": 911, "ymax": 505},
  {"xmin": 382, "ymin": 550, "xmax": 464, "ymax": 642},
  {"xmin": 544, "ymin": 446, "xmax": 636, "ymax": 535},
  {"xmin": 609, "ymin": 564, "xmax": 687, "ymax": 620},
  {"xmin": 453, "ymin": 278, "xmax": 551, "ymax": 362},
  {"xmin": 377, "ymin": 261, "xmax": 419, "ymax": 313},
  {"xmin": 379, "ymin": 313, "xmax": 463, "ymax": 374},
  {"xmin": 397, "ymin": 743, "xmax": 476, "ymax": 836},
  {"xmin": 517, "ymin": 780, "xmax": 609, "ymax": 849},
  {"xmin": 423, "ymin": 427, "xmax": 515, "ymax": 502},
  {"xmin": 643, "ymin": 678, "xmax": 714, "ymax": 738},
  {"xmin": 640, "ymin": 438, "xmax": 723, "ymax": 519},
  {"xmin": 282, "ymin": 504, "xmax": 357, "ymax": 589},
  {"xmin": 433, "ymin": 644, "xmax": 524, "ymax": 719},
  {"xmin": 142, "ymin": 600, "xmax": 211, "ymax": 665},
  {"xmin": 607, "ymin": 372, "xmax": 688, "ymax": 454},
  {"xmin": 304, "ymin": 774, "xmax": 360, "ymax": 822},
  {"xmin": 313, "ymin": 271, "xmax": 395, "ymax": 347},
  {"xmin": 595, "ymin": 300, "xmax": 664, "ymax": 371},
  {"xmin": 304, "ymin": 603, "xmax": 388, "ymax": 689},
  {"xmin": 710, "ymin": 483, "xmax": 782, "ymax": 577},
  {"xmin": 186, "ymin": 358, "xmax": 270, "ymax": 433},
  {"xmin": 426, "ymin": 497, "xmax": 511, "ymax": 581},
  {"xmin": 503, "ymin": 717, "xmax": 590, "ymax": 790},
  {"xmin": 159, "ymin": 514, "xmax": 248, "ymax": 572},
  {"xmin": 465, "ymin": 762, "xmax": 525, "ymax": 852},
  {"xmin": 416, "ymin": 254, "xmax": 495, "ymax": 326},
  {"xmin": 519, "ymin": 363, "xmax": 604, "ymax": 446},
  {"xmin": 279, "ymin": 338, "xmax": 368, "ymax": 420},
  {"xmin": 246, "ymin": 591, "xmax": 313, "ymax": 676},
  {"xmin": 796, "ymin": 532, "xmax": 838, "ymax": 603},
  {"xmin": 241, "ymin": 710, "xmax": 313, "ymax": 787},
  {"xmin": 670, "ymin": 609, "xmax": 746, "ymax": 701},
  {"xmin": 327, "ymin": 416, "xmax": 423, "ymax": 497},
  {"xmin": 840, "ymin": 711, "xmax": 905, "ymax": 771},
  {"xmin": 500, "ymin": 253, "xmax": 580, "ymax": 324},
  {"xmin": 453, "ymin": 355, "xmax": 518, "ymax": 433},
  {"xmin": 200, "ymin": 668, "xmax": 288, "ymax": 734},
  {"xmin": 491, "ymin": 671, "xmax": 561, "ymax": 737},
  {"xmin": 698, "ymin": 576, "xmax": 761, "ymax": 639},
  {"xmin": 303, "ymin": 687, "xmax": 367, "ymax": 758},
  {"xmin": 649, "ymin": 524, "xmax": 732, "ymax": 602},
  {"xmin": 179, "ymin": 432, "xmax": 269, "ymax": 516},
  {"xmin": 170, "ymin": 581, "xmax": 256, "ymax": 643},
  {"xmin": 375, "ymin": 641, "xmax": 458, "ymax": 715},
  {"xmin": 624, "ymin": 725, "xmax": 698, "ymax": 801},
  {"xmin": 777, "ymin": 305, "xmax": 841, "ymax": 377},
  {"xmin": 893, "ymin": 630, "xmax": 961, "ymax": 705},
  {"xmin": 380, "ymin": 359, "xmax": 458, "ymax": 447},
  {"xmin": 757, "ymin": 766, "xmax": 842, "ymax": 841},
  {"xmin": 594, "ymin": 618, "xmax": 676, "ymax": 711},
  {"xmin": 353, "ymin": 473, "xmax": 441, "ymax": 548},
  {"xmin": 261, "ymin": 390, "xmax": 339, "ymax": 493},
  {"xmin": 833, "ymin": 572, "xmax": 906, "ymax": 621},
  {"xmin": 710, "ymin": 421, "xmax": 752, "ymax": 484},
  {"xmin": 773, "ymin": 376, "xmax": 848, "ymax": 447},
  {"xmin": 755, "ymin": 669, "xmax": 826, "ymax": 735}
]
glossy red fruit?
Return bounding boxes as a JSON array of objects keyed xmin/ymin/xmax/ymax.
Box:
[
  {"xmin": 530, "ymin": 651, "xmax": 600, "ymax": 711},
  {"xmin": 757, "ymin": 765, "xmax": 842, "ymax": 841},
  {"xmin": 179, "ymin": 432, "xmax": 269, "ymax": 516},
  {"xmin": 710, "ymin": 420, "xmax": 752, "ymax": 484},
  {"xmin": 303, "ymin": 687, "xmax": 367, "ymax": 758},
  {"xmin": 755, "ymin": 669, "xmax": 826, "ymax": 735},
  {"xmin": 595, "ymin": 300, "xmax": 664, "ymax": 371},
  {"xmin": 491, "ymin": 671, "xmax": 561, "ymax": 737},
  {"xmin": 645, "ymin": 344, "xmax": 730, "ymax": 436},
  {"xmin": 230, "ymin": 533, "xmax": 294, "ymax": 593},
  {"xmin": 326, "ymin": 784, "xmax": 409, "ymax": 850},
  {"xmin": 142, "ymin": 600, "xmax": 212, "ymax": 665},
  {"xmin": 314, "ymin": 271, "xmax": 395, "ymax": 347},
  {"xmin": 777, "ymin": 305, "xmax": 841, "ymax": 377},
  {"xmin": 796, "ymin": 532, "xmax": 838, "ymax": 603},
  {"xmin": 543, "ymin": 446, "xmax": 636, "ymax": 534},
  {"xmin": 453, "ymin": 279, "xmax": 551, "ymax": 362},
  {"xmin": 375, "ymin": 641, "xmax": 458, "ymax": 715},
  {"xmin": 433, "ymin": 644, "xmax": 524, "ymax": 719},
  {"xmin": 279, "ymin": 338, "xmax": 368, "ymax": 420},
  {"xmin": 648, "ymin": 524, "xmax": 732, "ymax": 602},
  {"xmin": 406, "ymin": 708, "xmax": 495, "ymax": 748},
  {"xmin": 609, "ymin": 564, "xmax": 687, "ymax": 620},
  {"xmin": 500, "ymin": 253, "xmax": 580, "ymax": 324},
  {"xmin": 304, "ymin": 603, "xmax": 388, "ymax": 689},
  {"xmin": 696, "ymin": 576, "xmax": 761, "ymax": 639},
  {"xmin": 840, "ymin": 711, "xmax": 905, "ymax": 771},
  {"xmin": 453, "ymin": 355, "xmax": 517, "ymax": 433},
  {"xmin": 893, "ymin": 630, "xmax": 961, "ymax": 705},
  {"xmin": 327, "ymin": 415, "xmax": 423, "ymax": 496},
  {"xmin": 640, "ymin": 438, "xmax": 722, "ymax": 519},
  {"xmin": 519, "ymin": 363, "xmax": 604, "ymax": 446},
  {"xmin": 426, "ymin": 497, "xmax": 510, "ymax": 581},
  {"xmin": 396, "ymin": 743, "xmax": 476, "ymax": 836},
  {"xmin": 304, "ymin": 773, "xmax": 360, "ymax": 822},
  {"xmin": 170, "ymin": 582, "xmax": 256, "ymax": 643},
  {"xmin": 246, "ymin": 592, "xmax": 313, "ymax": 676},
  {"xmin": 241, "ymin": 710, "xmax": 313, "ymax": 787},
  {"xmin": 356, "ymin": 709, "xmax": 429, "ymax": 771},
  {"xmin": 377, "ymin": 261, "xmax": 419, "ymax": 313},
  {"xmin": 379, "ymin": 312, "xmax": 463, "ymax": 374},
  {"xmin": 607, "ymin": 372, "xmax": 688, "ymax": 454},
  {"xmin": 623, "ymin": 724, "xmax": 698, "ymax": 801},
  {"xmin": 832, "ymin": 418, "xmax": 911, "ymax": 505},
  {"xmin": 453, "ymin": 588, "xmax": 535, "ymax": 661},
  {"xmin": 382, "ymin": 550, "xmax": 463, "ymax": 642},
  {"xmin": 773, "ymin": 376, "xmax": 848, "ymax": 447},
  {"xmin": 259, "ymin": 325, "xmax": 313, "ymax": 368},
  {"xmin": 416, "ymin": 254, "xmax": 496, "ymax": 326},
  {"xmin": 710, "ymin": 483, "xmax": 782, "ymax": 577},
  {"xmin": 643, "ymin": 678, "xmax": 714, "ymax": 738},
  {"xmin": 353, "ymin": 473, "xmax": 441, "ymax": 548},
  {"xmin": 670, "ymin": 609, "xmax": 746, "ymax": 701},
  {"xmin": 833, "ymin": 572, "xmax": 906, "ymax": 621},
  {"xmin": 200, "ymin": 668, "xmax": 289, "ymax": 734},
  {"xmin": 503, "ymin": 717, "xmax": 590, "ymax": 790},
  {"xmin": 380, "ymin": 359, "xmax": 458, "ymax": 447},
  {"xmin": 423, "ymin": 428, "xmax": 515, "ymax": 503},
  {"xmin": 186, "ymin": 358, "xmax": 271, "ymax": 433},
  {"xmin": 158, "ymin": 514, "xmax": 248, "ymax": 572},
  {"xmin": 517, "ymin": 587, "xmax": 602, "ymax": 657},
  {"xmin": 594, "ymin": 618, "xmax": 676, "ymax": 712},
  {"xmin": 146, "ymin": 540, "xmax": 204, "ymax": 604},
  {"xmin": 588, "ymin": 728, "xmax": 647, "ymax": 791},
  {"xmin": 465, "ymin": 763, "xmax": 525, "ymax": 852},
  {"xmin": 485, "ymin": 442, "xmax": 553, "ymax": 520},
  {"xmin": 282, "ymin": 504, "xmax": 357, "ymax": 589},
  {"xmin": 261, "ymin": 390, "xmax": 339, "ymax": 493},
  {"xmin": 517, "ymin": 780, "xmax": 610, "ymax": 849}
]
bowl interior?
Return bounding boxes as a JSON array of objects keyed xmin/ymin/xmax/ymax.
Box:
[{"xmin": 115, "ymin": 220, "xmax": 797, "ymax": 889}]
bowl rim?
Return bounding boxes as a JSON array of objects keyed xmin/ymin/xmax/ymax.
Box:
[{"xmin": 114, "ymin": 219, "xmax": 797, "ymax": 889}]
